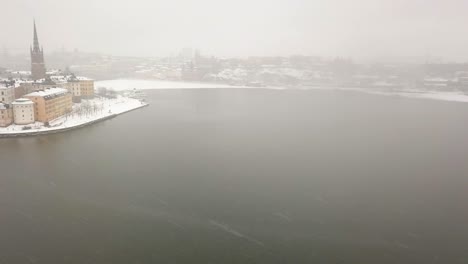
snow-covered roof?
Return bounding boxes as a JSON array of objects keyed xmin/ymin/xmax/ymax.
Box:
[
  {"xmin": 12, "ymin": 79, "xmax": 34, "ymax": 87},
  {"xmin": 0, "ymin": 85, "xmax": 14, "ymax": 90},
  {"xmin": 424, "ymin": 77, "xmax": 449, "ymax": 82},
  {"xmin": 25, "ymin": 87, "xmax": 69, "ymax": 98},
  {"xmin": 46, "ymin": 69, "xmax": 62, "ymax": 75},
  {"xmin": 77, "ymin": 76, "xmax": 93, "ymax": 81},
  {"xmin": 0, "ymin": 80, "xmax": 16, "ymax": 89},
  {"xmin": 50, "ymin": 75, "xmax": 70, "ymax": 83},
  {"xmin": 0, "ymin": 103, "xmax": 9, "ymax": 110},
  {"xmin": 30, "ymin": 78, "xmax": 46, "ymax": 83},
  {"xmin": 9, "ymin": 71, "xmax": 31, "ymax": 75},
  {"xmin": 12, "ymin": 98, "xmax": 34, "ymax": 105}
]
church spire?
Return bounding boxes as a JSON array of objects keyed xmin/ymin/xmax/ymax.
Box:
[
  {"xmin": 33, "ymin": 19, "xmax": 40, "ymax": 53},
  {"xmin": 31, "ymin": 19, "xmax": 46, "ymax": 80}
]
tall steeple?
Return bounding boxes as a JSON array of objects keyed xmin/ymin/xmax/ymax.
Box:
[
  {"xmin": 32, "ymin": 19, "xmax": 41, "ymax": 53},
  {"xmin": 30, "ymin": 19, "xmax": 46, "ymax": 80}
]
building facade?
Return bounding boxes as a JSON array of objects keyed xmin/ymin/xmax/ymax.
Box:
[
  {"xmin": 12, "ymin": 98, "xmax": 35, "ymax": 125},
  {"xmin": 15, "ymin": 79, "xmax": 57, "ymax": 99},
  {"xmin": 24, "ymin": 88, "xmax": 72, "ymax": 123},
  {"xmin": 0, "ymin": 85, "xmax": 15, "ymax": 104},
  {"xmin": 31, "ymin": 21, "xmax": 47, "ymax": 80},
  {"xmin": 63, "ymin": 77, "xmax": 94, "ymax": 101},
  {"xmin": 78, "ymin": 77, "xmax": 95, "ymax": 98},
  {"xmin": 0, "ymin": 103, "xmax": 13, "ymax": 127},
  {"xmin": 64, "ymin": 80, "xmax": 81, "ymax": 98}
]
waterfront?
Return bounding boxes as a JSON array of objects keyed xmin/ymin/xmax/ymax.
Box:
[
  {"xmin": 1, "ymin": 89, "xmax": 468, "ymax": 263},
  {"xmin": 0, "ymin": 97, "xmax": 147, "ymax": 137}
]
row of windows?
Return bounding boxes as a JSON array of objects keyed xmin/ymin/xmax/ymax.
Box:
[
  {"xmin": 15, "ymin": 105, "xmax": 33, "ymax": 108},
  {"xmin": 13, "ymin": 114, "xmax": 33, "ymax": 119}
]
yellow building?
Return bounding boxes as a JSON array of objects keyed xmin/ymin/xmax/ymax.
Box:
[
  {"xmin": 77, "ymin": 77, "xmax": 95, "ymax": 98},
  {"xmin": 0, "ymin": 103, "xmax": 13, "ymax": 127},
  {"xmin": 63, "ymin": 76, "xmax": 94, "ymax": 101},
  {"xmin": 64, "ymin": 80, "xmax": 81, "ymax": 102},
  {"xmin": 24, "ymin": 88, "xmax": 73, "ymax": 123}
]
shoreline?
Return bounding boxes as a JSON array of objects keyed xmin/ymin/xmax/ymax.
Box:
[
  {"xmin": 0, "ymin": 101, "xmax": 148, "ymax": 138},
  {"xmin": 96, "ymin": 79, "xmax": 468, "ymax": 104}
]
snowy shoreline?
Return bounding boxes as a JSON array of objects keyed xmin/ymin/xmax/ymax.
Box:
[
  {"xmin": 96, "ymin": 79, "xmax": 468, "ymax": 104},
  {"xmin": 0, "ymin": 97, "xmax": 148, "ymax": 138}
]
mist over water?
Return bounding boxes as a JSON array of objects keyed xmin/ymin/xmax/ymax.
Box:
[
  {"xmin": 1, "ymin": 89, "xmax": 468, "ymax": 263},
  {"xmin": 2, "ymin": 0, "xmax": 468, "ymax": 262}
]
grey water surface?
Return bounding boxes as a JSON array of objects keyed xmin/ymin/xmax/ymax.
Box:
[{"xmin": 1, "ymin": 89, "xmax": 468, "ymax": 263}]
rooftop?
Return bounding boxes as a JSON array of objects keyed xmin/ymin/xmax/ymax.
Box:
[
  {"xmin": 12, "ymin": 98, "xmax": 34, "ymax": 105},
  {"xmin": 50, "ymin": 75, "xmax": 70, "ymax": 83},
  {"xmin": 0, "ymin": 84, "xmax": 15, "ymax": 89},
  {"xmin": 25, "ymin": 87, "xmax": 69, "ymax": 99},
  {"xmin": 77, "ymin": 76, "xmax": 93, "ymax": 81}
]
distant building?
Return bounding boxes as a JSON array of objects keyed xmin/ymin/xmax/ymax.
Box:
[
  {"xmin": 15, "ymin": 81, "xmax": 39, "ymax": 99},
  {"xmin": 24, "ymin": 88, "xmax": 72, "ymax": 123},
  {"xmin": 15, "ymin": 78, "xmax": 57, "ymax": 99},
  {"xmin": 0, "ymin": 84, "xmax": 15, "ymax": 104},
  {"xmin": 7, "ymin": 71, "xmax": 32, "ymax": 79},
  {"xmin": 64, "ymin": 78, "xmax": 81, "ymax": 100},
  {"xmin": 458, "ymin": 76, "xmax": 468, "ymax": 87},
  {"xmin": 455, "ymin": 71, "xmax": 468, "ymax": 89},
  {"xmin": 63, "ymin": 76, "xmax": 94, "ymax": 101},
  {"xmin": 77, "ymin": 77, "xmax": 95, "ymax": 98},
  {"xmin": 30, "ymin": 21, "xmax": 47, "ymax": 80},
  {"xmin": 0, "ymin": 103, "xmax": 13, "ymax": 127},
  {"xmin": 12, "ymin": 98, "xmax": 35, "ymax": 125},
  {"xmin": 422, "ymin": 77, "xmax": 450, "ymax": 89}
]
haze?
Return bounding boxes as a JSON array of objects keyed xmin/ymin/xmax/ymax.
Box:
[{"xmin": 2, "ymin": 0, "xmax": 468, "ymax": 61}]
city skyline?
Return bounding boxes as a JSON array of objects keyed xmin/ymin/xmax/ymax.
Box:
[{"xmin": 2, "ymin": 0, "xmax": 468, "ymax": 62}]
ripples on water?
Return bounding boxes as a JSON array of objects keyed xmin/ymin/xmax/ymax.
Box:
[{"xmin": 1, "ymin": 89, "xmax": 468, "ymax": 263}]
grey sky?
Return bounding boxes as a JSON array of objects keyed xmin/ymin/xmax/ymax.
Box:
[{"xmin": 2, "ymin": 0, "xmax": 468, "ymax": 60}]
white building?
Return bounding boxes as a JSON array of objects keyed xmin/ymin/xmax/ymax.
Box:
[
  {"xmin": 0, "ymin": 84, "xmax": 15, "ymax": 104},
  {"xmin": 12, "ymin": 98, "xmax": 35, "ymax": 125}
]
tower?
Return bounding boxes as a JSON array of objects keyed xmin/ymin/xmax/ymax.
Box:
[{"xmin": 30, "ymin": 20, "xmax": 46, "ymax": 80}]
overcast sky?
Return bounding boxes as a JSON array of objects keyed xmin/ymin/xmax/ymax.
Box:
[{"xmin": 2, "ymin": 0, "xmax": 468, "ymax": 61}]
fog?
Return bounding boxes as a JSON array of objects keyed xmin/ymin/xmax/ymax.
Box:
[
  {"xmin": 2, "ymin": 0, "xmax": 468, "ymax": 60},
  {"xmin": 4, "ymin": 1, "xmax": 468, "ymax": 263}
]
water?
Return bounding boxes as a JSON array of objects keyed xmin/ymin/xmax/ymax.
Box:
[{"xmin": 1, "ymin": 89, "xmax": 468, "ymax": 263}]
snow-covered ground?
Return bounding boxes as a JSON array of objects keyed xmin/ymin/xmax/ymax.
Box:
[
  {"xmin": 296, "ymin": 86, "xmax": 468, "ymax": 103},
  {"xmin": 96, "ymin": 79, "xmax": 246, "ymax": 91},
  {"xmin": 0, "ymin": 96, "xmax": 146, "ymax": 135},
  {"xmin": 391, "ymin": 91, "xmax": 468, "ymax": 103},
  {"xmin": 330, "ymin": 87, "xmax": 468, "ymax": 103},
  {"xmin": 95, "ymin": 79, "xmax": 468, "ymax": 104}
]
